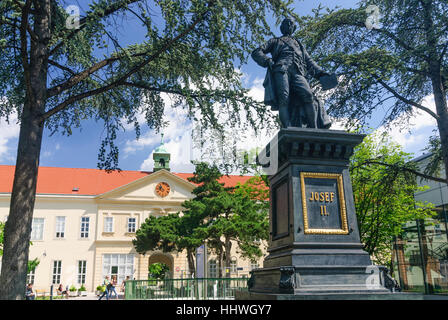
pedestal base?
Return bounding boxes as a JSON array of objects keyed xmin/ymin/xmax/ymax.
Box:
[
  {"xmin": 236, "ymin": 290, "xmax": 434, "ymax": 300},
  {"xmin": 247, "ymin": 265, "xmax": 394, "ymax": 295},
  {"xmin": 254, "ymin": 128, "xmax": 398, "ymax": 297}
]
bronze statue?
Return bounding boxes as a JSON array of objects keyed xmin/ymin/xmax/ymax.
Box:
[{"xmin": 252, "ymin": 17, "xmax": 337, "ymax": 129}]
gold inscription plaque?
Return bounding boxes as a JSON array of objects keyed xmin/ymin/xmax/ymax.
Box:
[{"xmin": 300, "ymin": 172, "xmax": 349, "ymax": 235}]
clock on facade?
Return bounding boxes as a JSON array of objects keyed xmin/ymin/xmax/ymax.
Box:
[{"xmin": 155, "ymin": 182, "xmax": 170, "ymax": 197}]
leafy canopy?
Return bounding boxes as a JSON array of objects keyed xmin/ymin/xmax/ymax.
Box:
[
  {"xmin": 297, "ymin": 0, "xmax": 446, "ymax": 123},
  {"xmin": 350, "ymin": 130, "xmax": 435, "ymax": 265},
  {"xmin": 133, "ymin": 162, "xmax": 269, "ymax": 270},
  {"xmin": 295, "ymin": 0, "xmax": 448, "ymax": 180},
  {"xmin": 0, "ymin": 0, "xmax": 297, "ymax": 169}
]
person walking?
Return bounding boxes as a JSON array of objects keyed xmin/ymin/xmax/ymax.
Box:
[
  {"xmin": 109, "ymin": 275, "xmax": 119, "ymax": 299},
  {"xmin": 121, "ymin": 276, "xmax": 130, "ymax": 296},
  {"xmin": 98, "ymin": 275, "xmax": 110, "ymax": 300},
  {"xmin": 25, "ymin": 283, "xmax": 35, "ymax": 300}
]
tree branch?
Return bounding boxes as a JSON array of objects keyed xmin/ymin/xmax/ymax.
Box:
[
  {"xmin": 361, "ymin": 160, "xmax": 447, "ymax": 184},
  {"xmin": 48, "ymin": 59, "xmax": 76, "ymax": 75},
  {"xmin": 315, "ymin": 12, "xmax": 428, "ymax": 60},
  {"xmin": 46, "ymin": 56, "xmax": 118, "ymax": 97},
  {"xmin": 374, "ymin": 75, "xmax": 440, "ymax": 120},
  {"xmin": 40, "ymin": 4, "xmax": 213, "ymax": 121},
  {"xmin": 49, "ymin": 0, "xmax": 142, "ymax": 57}
]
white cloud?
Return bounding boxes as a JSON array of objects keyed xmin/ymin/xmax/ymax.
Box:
[
  {"xmin": 0, "ymin": 112, "xmax": 20, "ymax": 163},
  {"xmin": 247, "ymin": 77, "xmax": 265, "ymax": 102},
  {"xmin": 123, "ymin": 92, "xmax": 195, "ymax": 172},
  {"xmin": 407, "ymin": 95, "xmax": 437, "ymax": 130},
  {"xmin": 374, "ymin": 94, "xmax": 438, "ymax": 153},
  {"xmin": 123, "ymin": 93, "xmax": 192, "ymax": 155},
  {"xmin": 124, "ymin": 74, "xmax": 279, "ymax": 174}
]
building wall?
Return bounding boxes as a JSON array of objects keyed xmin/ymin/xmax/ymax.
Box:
[
  {"xmin": 391, "ymin": 154, "xmax": 448, "ymax": 294},
  {"xmin": 0, "ymin": 170, "xmax": 266, "ymax": 293},
  {"xmin": 414, "ymin": 154, "xmax": 448, "ymax": 206},
  {"xmin": 0, "ymin": 195, "xmax": 98, "ymax": 291}
]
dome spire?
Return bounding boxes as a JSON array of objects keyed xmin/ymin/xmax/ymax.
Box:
[{"xmin": 153, "ymin": 132, "xmax": 170, "ymax": 172}]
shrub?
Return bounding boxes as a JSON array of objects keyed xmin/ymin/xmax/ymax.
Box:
[{"xmin": 96, "ymin": 285, "xmax": 105, "ymax": 292}]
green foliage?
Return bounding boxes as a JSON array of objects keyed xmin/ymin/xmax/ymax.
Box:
[
  {"xmin": 69, "ymin": 285, "xmax": 77, "ymax": 292},
  {"xmin": 78, "ymin": 284, "xmax": 86, "ymax": 291},
  {"xmin": 350, "ymin": 130, "xmax": 435, "ymax": 265},
  {"xmin": 27, "ymin": 258, "xmax": 40, "ymax": 273},
  {"xmin": 133, "ymin": 162, "xmax": 269, "ymax": 275},
  {"xmin": 184, "ymin": 163, "xmax": 269, "ymax": 265},
  {"xmin": 96, "ymin": 285, "xmax": 105, "ymax": 292},
  {"xmin": 148, "ymin": 262, "xmax": 170, "ymax": 279},
  {"xmin": 0, "ymin": 0, "xmax": 296, "ymax": 170},
  {"xmin": 296, "ymin": 1, "xmax": 448, "ymax": 177}
]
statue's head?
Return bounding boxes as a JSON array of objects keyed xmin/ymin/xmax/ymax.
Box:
[{"xmin": 280, "ymin": 17, "xmax": 296, "ymax": 36}]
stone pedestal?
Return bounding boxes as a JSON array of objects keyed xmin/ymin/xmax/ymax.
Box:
[{"xmin": 245, "ymin": 128, "xmax": 394, "ymax": 297}]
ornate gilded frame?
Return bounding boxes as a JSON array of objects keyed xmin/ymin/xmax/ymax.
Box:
[{"xmin": 300, "ymin": 172, "xmax": 349, "ymax": 235}]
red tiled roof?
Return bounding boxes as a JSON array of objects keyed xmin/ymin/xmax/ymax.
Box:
[{"xmin": 0, "ymin": 165, "xmax": 253, "ymax": 196}]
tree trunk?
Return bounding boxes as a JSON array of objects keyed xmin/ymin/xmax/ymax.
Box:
[
  {"xmin": 0, "ymin": 104, "xmax": 45, "ymax": 299},
  {"xmin": 218, "ymin": 249, "xmax": 224, "ymax": 278},
  {"xmin": 430, "ymin": 68, "xmax": 448, "ymax": 185},
  {"xmin": 224, "ymin": 236, "xmax": 232, "ymax": 278},
  {"xmin": 0, "ymin": 0, "xmax": 50, "ymax": 300},
  {"xmin": 423, "ymin": 0, "xmax": 448, "ymax": 185},
  {"xmin": 187, "ymin": 249, "xmax": 196, "ymax": 277}
]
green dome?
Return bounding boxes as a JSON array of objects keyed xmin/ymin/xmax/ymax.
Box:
[{"xmin": 154, "ymin": 143, "xmax": 168, "ymax": 154}]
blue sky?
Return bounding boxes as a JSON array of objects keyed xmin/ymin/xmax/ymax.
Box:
[{"xmin": 0, "ymin": 0, "xmax": 438, "ymax": 173}]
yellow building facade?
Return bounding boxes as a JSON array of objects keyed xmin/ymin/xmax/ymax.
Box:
[{"xmin": 0, "ymin": 167, "xmax": 264, "ymax": 293}]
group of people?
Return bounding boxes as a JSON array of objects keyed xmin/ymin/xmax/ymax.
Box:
[
  {"xmin": 25, "ymin": 283, "xmax": 74, "ymax": 300},
  {"xmin": 25, "ymin": 275, "xmax": 129, "ymax": 300},
  {"xmin": 98, "ymin": 275, "xmax": 127, "ymax": 300}
]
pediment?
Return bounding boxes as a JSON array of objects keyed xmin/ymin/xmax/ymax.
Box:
[{"xmin": 96, "ymin": 169, "xmax": 195, "ymax": 202}]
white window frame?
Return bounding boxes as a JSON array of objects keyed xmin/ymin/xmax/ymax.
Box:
[
  {"xmin": 127, "ymin": 217, "xmax": 136, "ymax": 233},
  {"xmin": 208, "ymin": 259, "xmax": 217, "ymax": 278},
  {"xmin": 250, "ymin": 261, "xmax": 259, "ymax": 271},
  {"xmin": 27, "ymin": 269, "xmax": 35, "ymax": 284},
  {"xmin": 102, "ymin": 254, "xmax": 134, "ymax": 285},
  {"xmin": 31, "ymin": 218, "xmax": 44, "ymax": 241},
  {"xmin": 230, "ymin": 257, "xmax": 237, "ymax": 273},
  {"xmin": 104, "ymin": 216, "xmax": 114, "ymax": 233},
  {"xmin": 80, "ymin": 217, "xmax": 90, "ymax": 238},
  {"xmin": 52, "ymin": 260, "xmax": 62, "ymax": 284},
  {"xmin": 77, "ymin": 260, "xmax": 87, "ymax": 285},
  {"xmin": 55, "ymin": 216, "xmax": 65, "ymax": 238}
]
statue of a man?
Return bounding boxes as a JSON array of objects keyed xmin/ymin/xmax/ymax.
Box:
[{"xmin": 252, "ymin": 17, "xmax": 336, "ymax": 129}]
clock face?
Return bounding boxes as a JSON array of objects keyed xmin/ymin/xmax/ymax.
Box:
[{"xmin": 155, "ymin": 182, "xmax": 170, "ymax": 197}]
